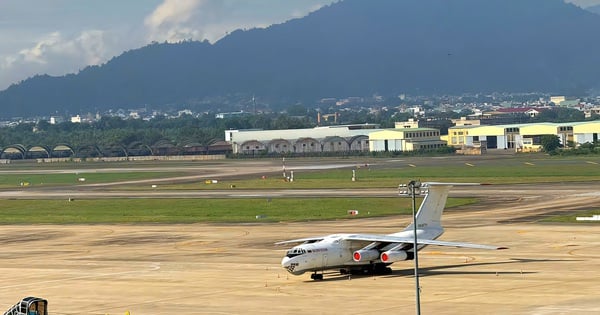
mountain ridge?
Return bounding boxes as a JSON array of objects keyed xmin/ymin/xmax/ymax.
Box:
[{"xmin": 2, "ymin": 0, "xmax": 600, "ymax": 118}]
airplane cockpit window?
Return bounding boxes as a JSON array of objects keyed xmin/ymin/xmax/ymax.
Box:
[{"xmin": 285, "ymin": 247, "xmax": 307, "ymax": 258}]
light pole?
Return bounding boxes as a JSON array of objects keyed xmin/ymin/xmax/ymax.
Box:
[{"xmin": 408, "ymin": 180, "xmax": 422, "ymax": 315}]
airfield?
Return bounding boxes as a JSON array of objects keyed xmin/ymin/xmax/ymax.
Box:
[{"xmin": 0, "ymin": 156, "xmax": 599, "ymax": 314}]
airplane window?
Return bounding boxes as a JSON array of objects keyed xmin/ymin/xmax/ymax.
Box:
[{"xmin": 286, "ymin": 248, "xmax": 307, "ymax": 258}]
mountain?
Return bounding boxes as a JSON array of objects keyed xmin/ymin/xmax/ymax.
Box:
[{"xmin": 3, "ymin": 0, "xmax": 600, "ymax": 118}]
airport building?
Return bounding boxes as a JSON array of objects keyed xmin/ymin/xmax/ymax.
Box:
[
  {"xmin": 448, "ymin": 121, "xmax": 600, "ymax": 152},
  {"xmin": 226, "ymin": 124, "xmax": 381, "ymax": 154},
  {"xmin": 226, "ymin": 124, "xmax": 448, "ymax": 155},
  {"xmin": 368, "ymin": 128, "xmax": 446, "ymax": 152}
]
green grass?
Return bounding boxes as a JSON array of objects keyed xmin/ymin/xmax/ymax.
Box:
[
  {"xmin": 0, "ymin": 172, "xmax": 184, "ymax": 188},
  {"xmin": 1, "ymin": 156, "xmax": 598, "ymax": 224},
  {"xmin": 0, "ymin": 197, "xmax": 475, "ymax": 224},
  {"xmin": 540, "ymin": 210, "xmax": 600, "ymax": 224},
  {"xmin": 160, "ymin": 161, "xmax": 600, "ymax": 190}
]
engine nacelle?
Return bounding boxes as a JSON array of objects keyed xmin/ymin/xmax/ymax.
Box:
[
  {"xmin": 380, "ymin": 250, "xmax": 409, "ymax": 263},
  {"xmin": 352, "ymin": 249, "xmax": 380, "ymax": 262}
]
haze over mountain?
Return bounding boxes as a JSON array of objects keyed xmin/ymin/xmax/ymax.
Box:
[
  {"xmin": 2, "ymin": 0, "xmax": 600, "ymax": 118},
  {"xmin": 586, "ymin": 3, "xmax": 600, "ymax": 14}
]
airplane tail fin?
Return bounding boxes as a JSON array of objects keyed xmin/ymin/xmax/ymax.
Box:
[{"xmin": 403, "ymin": 182, "xmax": 478, "ymax": 231}]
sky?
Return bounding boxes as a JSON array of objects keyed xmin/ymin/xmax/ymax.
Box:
[{"xmin": 0, "ymin": 0, "xmax": 598, "ymax": 91}]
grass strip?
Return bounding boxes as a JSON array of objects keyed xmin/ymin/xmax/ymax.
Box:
[{"xmin": 0, "ymin": 197, "xmax": 475, "ymax": 224}]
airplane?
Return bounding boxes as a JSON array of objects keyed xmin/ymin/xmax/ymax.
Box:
[{"xmin": 276, "ymin": 182, "xmax": 506, "ymax": 280}]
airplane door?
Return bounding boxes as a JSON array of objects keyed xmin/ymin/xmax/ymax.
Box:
[{"xmin": 322, "ymin": 254, "xmax": 328, "ymax": 269}]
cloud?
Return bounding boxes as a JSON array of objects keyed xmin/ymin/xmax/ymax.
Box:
[
  {"xmin": 145, "ymin": 0, "xmax": 208, "ymax": 42},
  {"xmin": 291, "ymin": 3, "xmax": 328, "ymax": 18},
  {"xmin": 144, "ymin": 0, "xmax": 335, "ymax": 43},
  {"xmin": 568, "ymin": 0, "xmax": 600, "ymax": 8},
  {"xmin": 0, "ymin": 30, "xmax": 129, "ymax": 89}
]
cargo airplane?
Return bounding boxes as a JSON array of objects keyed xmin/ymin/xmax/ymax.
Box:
[{"xmin": 276, "ymin": 182, "xmax": 506, "ymax": 280}]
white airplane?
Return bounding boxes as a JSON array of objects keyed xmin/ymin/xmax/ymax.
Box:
[{"xmin": 276, "ymin": 182, "xmax": 506, "ymax": 280}]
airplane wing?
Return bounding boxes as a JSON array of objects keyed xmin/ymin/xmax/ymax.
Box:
[
  {"xmin": 274, "ymin": 236, "xmax": 327, "ymax": 245},
  {"xmin": 342, "ymin": 234, "xmax": 506, "ymax": 250}
]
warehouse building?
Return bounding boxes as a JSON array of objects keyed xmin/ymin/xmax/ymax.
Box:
[
  {"xmin": 448, "ymin": 121, "xmax": 600, "ymax": 152},
  {"xmin": 226, "ymin": 124, "xmax": 381, "ymax": 154},
  {"xmin": 368, "ymin": 128, "xmax": 446, "ymax": 152},
  {"xmin": 226, "ymin": 124, "xmax": 449, "ymax": 155}
]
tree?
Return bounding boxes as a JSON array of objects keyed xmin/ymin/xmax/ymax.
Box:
[{"xmin": 540, "ymin": 135, "xmax": 561, "ymax": 153}]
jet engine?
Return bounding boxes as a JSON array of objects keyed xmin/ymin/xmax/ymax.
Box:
[
  {"xmin": 380, "ymin": 250, "xmax": 409, "ymax": 263},
  {"xmin": 352, "ymin": 249, "xmax": 380, "ymax": 262}
]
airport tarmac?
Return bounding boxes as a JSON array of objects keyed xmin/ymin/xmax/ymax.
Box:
[
  {"xmin": 0, "ymin": 157, "xmax": 598, "ymax": 314},
  {"xmin": 0, "ymin": 187, "xmax": 599, "ymax": 315}
]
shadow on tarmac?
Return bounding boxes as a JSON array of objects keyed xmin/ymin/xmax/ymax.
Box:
[{"xmin": 304, "ymin": 258, "xmax": 581, "ymax": 282}]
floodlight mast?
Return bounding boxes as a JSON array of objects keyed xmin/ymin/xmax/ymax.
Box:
[{"xmin": 399, "ymin": 180, "xmax": 423, "ymax": 315}]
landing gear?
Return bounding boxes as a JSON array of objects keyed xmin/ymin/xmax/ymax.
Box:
[
  {"xmin": 347, "ymin": 264, "xmax": 392, "ymax": 275},
  {"xmin": 310, "ymin": 272, "xmax": 323, "ymax": 280},
  {"xmin": 339, "ymin": 269, "xmax": 348, "ymax": 275},
  {"xmin": 373, "ymin": 263, "xmax": 393, "ymax": 275}
]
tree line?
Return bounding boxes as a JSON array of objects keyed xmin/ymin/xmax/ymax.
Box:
[{"xmin": 0, "ymin": 106, "xmax": 595, "ymax": 159}]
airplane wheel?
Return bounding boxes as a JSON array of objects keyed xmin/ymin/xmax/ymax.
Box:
[{"xmin": 340, "ymin": 269, "xmax": 348, "ymax": 275}]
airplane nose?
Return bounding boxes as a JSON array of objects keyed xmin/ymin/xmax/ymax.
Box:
[{"xmin": 281, "ymin": 256, "xmax": 301, "ymax": 274}]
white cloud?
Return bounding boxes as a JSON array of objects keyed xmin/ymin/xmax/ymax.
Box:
[
  {"xmin": 0, "ymin": 29, "xmax": 129, "ymax": 89},
  {"xmin": 568, "ymin": 0, "xmax": 600, "ymax": 8},
  {"xmin": 291, "ymin": 3, "xmax": 328, "ymax": 18},
  {"xmin": 145, "ymin": 0, "xmax": 207, "ymax": 42},
  {"xmin": 18, "ymin": 32, "xmax": 61, "ymax": 64},
  {"xmin": 144, "ymin": 0, "xmax": 335, "ymax": 43}
]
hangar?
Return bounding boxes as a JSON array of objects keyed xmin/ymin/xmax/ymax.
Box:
[
  {"xmin": 225, "ymin": 124, "xmax": 450, "ymax": 155},
  {"xmin": 448, "ymin": 121, "xmax": 600, "ymax": 152},
  {"xmin": 225, "ymin": 124, "xmax": 381, "ymax": 155},
  {"xmin": 368, "ymin": 128, "xmax": 447, "ymax": 152}
]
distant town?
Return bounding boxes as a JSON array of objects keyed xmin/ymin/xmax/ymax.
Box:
[
  {"xmin": 0, "ymin": 92, "xmax": 599, "ymax": 161},
  {"xmin": 2, "ymin": 92, "xmax": 599, "ymax": 127}
]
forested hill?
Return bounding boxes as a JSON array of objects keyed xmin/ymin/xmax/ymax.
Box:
[{"xmin": 3, "ymin": 0, "xmax": 600, "ymax": 118}]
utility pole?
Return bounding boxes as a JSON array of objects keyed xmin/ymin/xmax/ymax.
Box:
[
  {"xmin": 409, "ymin": 180, "xmax": 422, "ymax": 315},
  {"xmin": 400, "ymin": 181, "xmax": 422, "ymax": 315}
]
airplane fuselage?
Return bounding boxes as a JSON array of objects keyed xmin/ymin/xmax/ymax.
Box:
[{"xmin": 281, "ymin": 228, "xmax": 442, "ymax": 276}]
